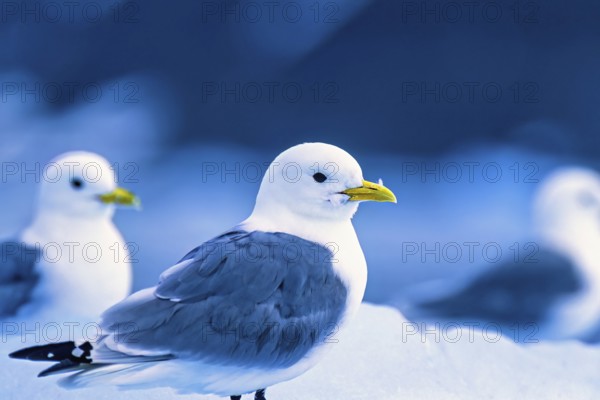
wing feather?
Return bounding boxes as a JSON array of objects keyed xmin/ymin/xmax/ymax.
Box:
[
  {"xmin": 97, "ymin": 230, "xmax": 347, "ymax": 369},
  {"xmin": 0, "ymin": 240, "xmax": 41, "ymax": 316}
]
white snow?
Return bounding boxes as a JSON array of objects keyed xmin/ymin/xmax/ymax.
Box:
[{"xmin": 3, "ymin": 303, "xmax": 600, "ymax": 400}]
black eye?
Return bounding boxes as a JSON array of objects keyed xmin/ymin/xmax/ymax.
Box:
[
  {"xmin": 313, "ymin": 172, "xmax": 327, "ymax": 183},
  {"xmin": 70, "ymin": 178, "xmax": 84, "ymax": 189}
]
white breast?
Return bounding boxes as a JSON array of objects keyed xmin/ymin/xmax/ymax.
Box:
[{"xmin": 20, "ymin": 217, "xmax": 132, "ymax": 321}]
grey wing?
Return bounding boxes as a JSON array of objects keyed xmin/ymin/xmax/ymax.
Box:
[
  {"xmin": 99, "ymin": 230, "xmax": 347, "ymax": 369},
  {"xmin": 413, "ymin": 249, "xmax": 582, "ymax": 325},
  {"xmin": 0, "ymin": 241, "xmax": 41, "ymax": 316}
]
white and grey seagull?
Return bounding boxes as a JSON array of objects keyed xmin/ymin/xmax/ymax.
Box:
[
  {"xmin": 407, "ymin": 167, "xmax": 600, "ymax": 342},
  {"xmin": 0, "ymin": 151, "xmax": 139, "ymax": 322},
  {"xmin": 10, "ymin": 143, "xmax": 396, "ymax": 400}
]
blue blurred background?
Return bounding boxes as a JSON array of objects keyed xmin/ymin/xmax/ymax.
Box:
[{"xmin": 1, "ymin": 0, "xmax": 599, "ymax": 310}]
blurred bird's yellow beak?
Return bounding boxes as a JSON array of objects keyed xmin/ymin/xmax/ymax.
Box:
[
  {"xmin": 342, "ymin": 180, "xmax": 397, "ymax": 203},
  {"xmin": 98, "ymin": 187, "xmax": 141, "ymax": 208}
]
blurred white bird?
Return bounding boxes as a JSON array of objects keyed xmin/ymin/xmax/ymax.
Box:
[
  {"xmin": 407, "ymin": 167, "xmax": 600, "ymax": 342},
  {"xmin": 10, "ymin": 143, "xmax": 396, "ymax": 400},
  {"xmin": 0, "ymin": 151, "xmax": 139, "ymax": 322}
]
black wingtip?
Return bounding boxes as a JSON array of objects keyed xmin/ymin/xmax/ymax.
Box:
[
  {"xmin": 11, "ymin": 341, "xmax": 94, "ymax": 378},
  {"xmin": 8, "ymin": 348, "xmax": 26, "ymax": 359},
  {"xmin": 9, "ymin": 341, "xmax": 77, "ymax": 361}
]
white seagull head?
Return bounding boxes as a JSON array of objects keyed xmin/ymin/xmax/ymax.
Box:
[
  {"xmin": 534, "ymin": 167, "xmax": 600, "ymax": 251},
  {"xmin": 36, "ymin": 151, "xmax": 140, "ymax": 219},
  {"xmin": 252, "ymin": 143, "xmax": 396, "ymax": 223}
]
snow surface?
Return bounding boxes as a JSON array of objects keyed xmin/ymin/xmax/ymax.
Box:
[{"xmin": 3, "ymin": 303, "xmax": 600, "ymax": 400}]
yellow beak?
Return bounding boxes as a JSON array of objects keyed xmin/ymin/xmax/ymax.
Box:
[
  {"xmin": 98, "ymin": 187, "xmax": 141, "ymax": 208},
  {"xmin": 342, "ymin": 180, "xmax": 397, "ymax": 203}
]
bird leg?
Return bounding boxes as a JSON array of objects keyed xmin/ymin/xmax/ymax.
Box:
[{"xmin": 229, "ymin": 388, "xmax": 266, "ymax": 400}]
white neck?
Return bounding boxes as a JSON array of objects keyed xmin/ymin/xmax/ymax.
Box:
[
  {"xmin": 242, "ymin": 202, "xmax": 354, "ymax": 245},
  {"xmin": 540, "ymin": 227, "xmax": 600, "ymax": 339},
  {"xmin": 22, "ymin": 208, "xmax": 114, "ymax": 245}
]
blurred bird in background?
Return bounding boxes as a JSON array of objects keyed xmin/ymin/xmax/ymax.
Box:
[
  {"xmin": 10, "ymin": 143, "xmax": 397, "ymax": 400},
  {"xmin": 405, "ymin": 167, "xmax": 600, "ymax": 342},
  {"xmin": 0, "ymin": 151, "xmax": 140, "ymax": 323}
]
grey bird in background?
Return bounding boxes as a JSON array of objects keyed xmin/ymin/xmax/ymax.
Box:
[{"xmin": 406, "ymin": 167, "xmax": 600, "ymax": 342}]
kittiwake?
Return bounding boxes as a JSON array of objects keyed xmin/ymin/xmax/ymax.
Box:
[
  {"xmin": 406, "ymin": 167, "xmax": 600, "ymax": 342},
  {"xmin": 9, "ymin": 142, "xmax": 396, "ymax": 399},
  {"xmin": 0, "ymin": 151, "xmax": 140, "ymax": 322}
]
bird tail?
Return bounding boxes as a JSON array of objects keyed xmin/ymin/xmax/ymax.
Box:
[
  {"xmin": 10, "ymin": 340, "xmax": 173, "ymax": 389},
  {"xmin": 9, "ymin": 341, "xmax": 94, "ymax": 377}
]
